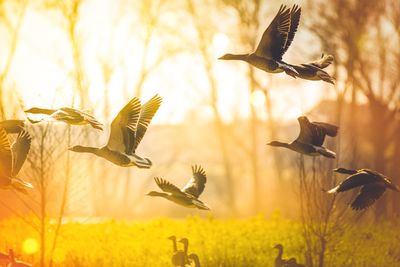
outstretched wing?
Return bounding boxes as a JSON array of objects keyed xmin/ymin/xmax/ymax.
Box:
[
  {"xmin": 254, "ymin": 5, "xmax": 291, "ymax": 60},
  {"xmin": 11, "ymin": 130, "xmax": 32, "ymax": 177},
  {"xmin": 0, "ymin": 128, "xmax": 12, "ymax": 179},
  {"xmin": 64, "ymin": 108, "xmax": 104, "ymax": 130},
  {"xmin": 182, "ymin": 165, "xmax": 207, "ymax": 198},
  {"xmin": 106, "ymin": 98, "xmax": 141, "ymax": 153},
  {"xmin": 281, "ymin": 5, "xmax": 301, "ymax": 55},
  {"xmin": 130, "ymin": 95, "xmax": 162, "ymax": 153},
  {"xmin": 328, "ymin": 171, "xmax": 379, "ymax": 193},
  {"xmin": 154, "ymin": 177, "xmax": 185, "ymax": 196},
  {"xmin": 351, "ymin": 183, "xmax": 386, "ymax": 210},
  {"xmin": 296, "ymin": 117, "xmax": 338, "ymax": 146}
]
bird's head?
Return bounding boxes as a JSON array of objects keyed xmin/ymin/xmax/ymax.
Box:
[
  {"xmin": 297, "ymin": 116, "xmax": 309, "ymax": 123},
  {"xmin": 146, "ymin": 191, "xmax": 164, "ymax": 197},
  {"xmin": 266, "ymin": 141, "xmax": 288, "ymax": 148},
  {"xmin": 168, "ymin": 235, "xmax": 176, "ymax": 241},
  {"xmin": 273, "ymin": 244, "xmax": 283, "ymax": 250},
  {"xmin": 24, "ymin": 107, "xmax": 43, "ymax": 114},
  {"xmin": 178, "ymin": 238, "xmax": 188, "ymax": 246}
]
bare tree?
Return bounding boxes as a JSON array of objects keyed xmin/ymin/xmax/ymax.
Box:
[{"xmin": 0, "ymin": 0, "xmax": 27, "ymax": 119}]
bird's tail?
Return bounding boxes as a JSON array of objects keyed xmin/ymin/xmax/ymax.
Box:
[
  {"xmin": 315, "ymin": 146, "xmax": 336, "ymax": 159},
  {"xmin": 193, "ymin": 199, "xmax": 210, "ymax": 210},
  {"xmin": 11, "ymin": 178, "xmax": 34, "ymax": 194},
  {"xmin": 310, "ymin": 54, "xmax": 334, "ymax": 69}
]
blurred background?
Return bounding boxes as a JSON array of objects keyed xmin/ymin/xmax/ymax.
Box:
[{"xmin": 0, "ymin": 0, "xmax": 399, "ymax": 222}]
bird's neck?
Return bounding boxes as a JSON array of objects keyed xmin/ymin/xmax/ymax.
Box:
[
  {"xmin": 77, "ymin": 146, "xmax": 100, "ymax": 154},
  {"xmin": 274, "ymin": 141, "xmax": 291, "ymax": 148},
  {"xmin": 276, "ymin": 247, "xmax": 283, "ymax": 260},
  {"xmin": 183, "ymin": 242, "xmax": 188, "ymax": 255},
  {"xmin": 171, "ymin": 239, "xmax": 177, "ymax": 252},
  {"xmin": 226, "ymin": 54, "xmax": 249, "ymax": 60},
  {"xmin": 336, "ymin": 168, "xmax": 357, "ymax": 175}
]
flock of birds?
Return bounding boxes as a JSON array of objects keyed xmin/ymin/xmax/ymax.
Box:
[
  {"xmin": 168, "ymin": 236, "xmax": 200, "ymax": 267},
  {"xmin": 0, "ymin": 4, "xmax": 398, "ymax": 267}
]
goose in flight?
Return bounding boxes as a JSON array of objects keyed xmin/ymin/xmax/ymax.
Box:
[
  {"xmin": 219, "ymin": 5, "xmax": 334, "ymax": 84},
  {"xmin": 69, "ymin": 95, "xmax": 162, "ymax": 168},
  {"xmin": 0, "ymin": 120, "xmax": 25, "ymax": 134},
  {"xmin": 147, "ymin": 165, "xmax": 210, "ymax": 210},
  {"xmin": 0, "ymin": 128, "xmax": 33, "ymax": 194},
  {"xmin": 327, "ymin": 168, "xmax": 400, "ymax": 210},
  {"xmin": 25, "ymin": 107, "xmax": 103, "ymax": 130},
  {"xmin": 267, "ymin": 116, "xmax": 338, "ymax": 158}
]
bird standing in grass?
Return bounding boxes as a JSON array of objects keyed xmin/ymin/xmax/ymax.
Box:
[
  {"xmin": 0, "ymin": 128, "xmax": 33, "ymax": 194},
  {"xmin": 169, "ymin": 236, "xmax": 186, "ymax": 267},
  {"xmin": 327, "ymin": 168, "xmax": 400, "ymax": 210},
  {"xmin": 267, "ymin": 116, "xmax": 338, "ymax": 158},
  {"xmin": 219, "ymin": 5, "xmax": 334, "ymax": 84},
  {"xmin": 25, "ymin": 107, "xmax": 103, "ymax": 130},
  {"xmin": 147, "ymin": 165, "xmax": 210, "ymax": 210},
  {"xmin": 69, "ymin": 95, "xmax": 162, "ymax": 168},
  {"xmin": 274, "ymin": 244, "xmax": 304, "ymax": 267},
  {"xmin": 188, "ymin": 253, "xmax": 201, "ymax": 267}
]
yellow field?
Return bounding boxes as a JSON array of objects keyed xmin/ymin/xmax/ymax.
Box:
[{"xmin": 0, "ymin": 215, "xmax": 399, "ymax": 266}]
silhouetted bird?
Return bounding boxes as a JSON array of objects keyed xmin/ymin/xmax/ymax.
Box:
[
  {"xmin": 274, "ymin": 244, "xmax": 286, "ymax": 267},
  {"xmin": 188, "ymin": 253, "xmax": 201, "ymax": 267},
  {"xmin": 328, "ymin": 168, "xmax": 400, "ymax": 210},
  {"xmin": 274, "ymin": 244, "xmax": 304, "ymax": 267},
  {"xmin": 178, "ymin": 238, "xmax": 190, "ymax": 265},
  {"xmin": 147, "ymin": 165, "xmax": 210, "ymax": 210},
  {"xmin": 267, "ymin": 116, "xmax": 338, "ymax": 158},
  {"xmin": 284, "ymin": 257, "xmax": 305, "ymax": 267},
  {"xmin": 69, "ymin": 95, "xmax": 162, "ymax": 168},
  {"xmin": 169, "ymin": 236, "xmax": 186, "ymax": 267},
  {"xmin": 25, "ymin": 107, "xmax": 103, "ymax": 130},
  {"xmin": 7, "ymin": 249, "xmax": 32, "ymax": 267},
  {"xmin": 0, "ymin": 120, "xmax": 25, "ymax": 134},
  {"xmin": 0, "ymin": 128, "xmax": 33, "ymax": 194},
  {"xmin": 219, "ymin": 5, "xmax": 334, "ymax": 84}
]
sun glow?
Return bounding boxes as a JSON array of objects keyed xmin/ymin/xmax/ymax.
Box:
[
  {"xmin": 250, "ymin": 89, "xmax": 266, "ymax": 108},
  {"xmin": 22, "ymin": 238, "xmax": 39, "ymax": 254}
]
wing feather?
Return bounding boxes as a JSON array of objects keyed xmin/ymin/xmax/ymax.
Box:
[
  {"xmin": 0, "ymin": 128, "xmax": 12, "ymax": 179},
  {"xmin": 282, "ymin": 5, "xmax": 301, "ymax": 55},
  {"xmin": 351, "ymin": 183, "xmax": 386, "ymax": 210},
  {"xmin": 254, "ymin": 5, "xmax": 291, "ymax": 60},
  {"xmin": 107, "ymin": 98, "xmax": 141, "ymax": 152},
  {"xmin": 329, "ymin": 171, "xmax": 379, "ymax": 193},
  {"xmin": 11, "ymin": 130, "xmax": 32, "ymax": 177},
  {"xmin": 182, "ymin": 165, "xmax": 207, "ymax": 198},
  {"xmin": 130, "ymin": 95, "xmax": 162, "ymax": 153},
  {"xmin": 154, "ymin": 177, "xmax": 185, "ymax": 196}
]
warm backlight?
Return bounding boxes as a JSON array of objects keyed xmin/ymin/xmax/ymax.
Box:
[{"xmin": 22, "ymin": 238, "xmax": 39, "ymax": 255}]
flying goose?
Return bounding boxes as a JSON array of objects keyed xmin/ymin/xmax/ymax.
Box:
[
  {"xmin": 0, "ymin": 128, "xmax": 33, "ymax": 194},
  {"xmin": 25, "ymin": 107, "xmax": 103, "ymax": 130},
  {"xmin": 169, "ymin": 236, "xmax": 186, "ymax": 267},
  {"xmin": 0, "ymin": 120, "xmax": 25, "ymax": 134},
  {"xmin": 69, "ymin": 95, "xmax": 162, "ymax": 168},
  {"xmin": 147, "ymin": 165, "xmax": 210, "ymax": 210},
  {"xmin": 267, "ymin": 116, "xmax": 338, "ymax": 158},
  {"xmin": 327, "ymin": 168, "xmax": 400, "ymax": 210},
  {"xmin": 219, "ymin": 5, "xmax": 334, "ymax": 84}
]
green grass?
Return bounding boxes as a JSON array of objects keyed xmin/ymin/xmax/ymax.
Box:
[{"xmin": 0, "ymin": 214, "xmax": 399, "ymax": 266}]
